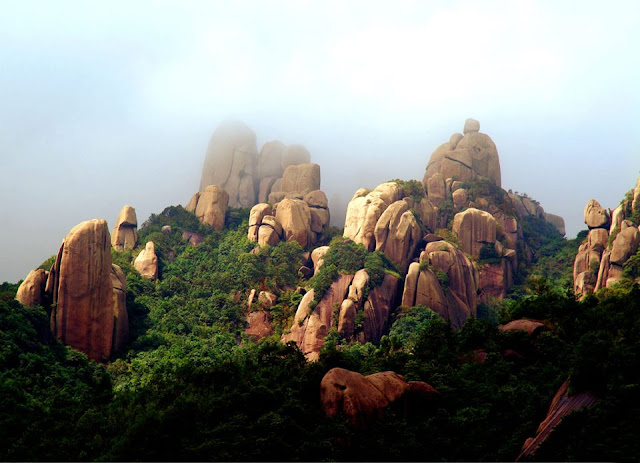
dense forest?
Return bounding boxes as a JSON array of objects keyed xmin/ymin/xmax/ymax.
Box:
[{"xmin": 2, "ymin": 199, "xmax": 640, "ymax": 462}]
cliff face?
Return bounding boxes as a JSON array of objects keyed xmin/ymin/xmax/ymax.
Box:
[{"xmin": 572, "ymin": 174, "xmax": 640, "ymax": 298}]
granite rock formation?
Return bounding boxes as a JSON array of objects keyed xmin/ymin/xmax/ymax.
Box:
[
  {"xmin": 111, "ymin": 205, "xmax": 138, "ymax": 251},
  {"xmin": 186, "ymin": 185, "xmax": 229, "ymax": 231}
]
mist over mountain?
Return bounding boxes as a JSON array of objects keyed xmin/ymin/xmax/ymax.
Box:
[{"xmin": 1, "ymin": 1, "xmax": 639, "ymax": 283}]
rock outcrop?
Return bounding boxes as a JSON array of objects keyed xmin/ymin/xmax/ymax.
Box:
[
  {"xmin": 401, "ymin": 240, "xmax": 479, "ymax": 329},
  {"xmin": 199, "ymin": 120, "xmax": 258, "ymax": 208},
  {"xmin": 423, "ymin": 119, "xmax": 501, "ymax": 191},
  {"xmin": 111, "ymin": 205, "xmax": 138, "ymax": 251},
  {"xmin": 186, "ymin": 185, "xmax": 229, "ymax": 231},
  {"xmin": 343, "ymin": 182, "xmax": 423, "ymax": 271},
  {"xmin": 18, "ymin": 219, "xmax": 129, "ymax": 361},
  {"xmin": 584, "ymin": 199, "xmax": 610, "ymax": 229},
  {"xmin": 517, "ymin": 380, "xmax": 597, "ymax": 461},
  {"xmin": 134, "ymin": 241, "xmax": 159, "ymax": 281},
  {"xmin": 320, "ymin": 368, "xmax": 438, "ymax": 429},
  {"xmin": 275, "ymin": 198, "xmax": 313, "ymax": 248},
  {"xmin": 544, "ymin": 213, "xmax": 566, "ymax": 236},
  {"xmin": 452, "ymin": 208, "xmax": 497, "ymax": 260},
  {"xmin": 49, "ymin": 219, "xmax": 119, "ymax": 361},
  {"xmin": 15, "ymin": 268, "xmax": 49, "ymax": 307}
]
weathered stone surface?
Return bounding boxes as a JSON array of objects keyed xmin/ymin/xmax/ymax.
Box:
[
  {"xmin": 200, "ymin": 120, "xmax": 258, "ymax": 207},
  {"xmin": 574, "ymin": 270, "xmax": 597, "ymax": 299},
  {"xmin": 425, "ymin": 172, "xmax": 446, "ymax": 206},
  {"xmin": 161, "ymin": 225, "xmax": 172, "ymax": 234},
  {"xmin": 111, "ymin": 205, "xmax": 138, "ymax": 251},
  {"xmin": 188, "ymin": 185, "xmax": 229, "ymax": 231},
  {"xmin": 280, "ymin": 163, "xmax": 320, "ymax": 195},
  {"xmin": 275, "ymin": 198, "xmax": 312, "ymax": 247},
  {"xmin": 374, "ymin": 200, "xmax": 422, "ymax": 273},
  {"xmin": 517, "ymin": 380, "xmax": 597, "ymax": 461},
  {"xmin": 423, "ymin": 240, "xmax": 479, "ymax": 328},
  {"xmin": 311, "ymin": 246, "xmax": 330, "ymax": 272},
  {"xmin": 282, "ymin": 275, "xmax": 354, "ymax": 360},
  {"xmin": 544, "ymin": 213, "xmax": 566, "ymax": 236},
  {"xmin": 338, "ymin": 299, "xmax": 356, "ymax": 339},
  {"xmin": 463, "ymin": 118, "xmax": 480, "ymax": 134},
  {"xmin": 424, "ymin": 121, "xmax": 501, "ymax": 188},
  {"xmin": 258, "ymin": 176, "xmax": 279, "ymax": 203},
  {"xmin": 610, "ymin": 220, "xmax": 640, "ymax": 265},
  {"xmin": 49, "ymin": 219, "xmax": 115, "ymax": 362},
  {"xmin": 320, "ymin": 368, "xmax": 437, "ymax": 429},
  {"xmin": 499, "ymin": 319, "xmax": 545, "ymax": 336},
  {"xmin": 633, "ymin": 174, "xmax": 640, "ymax": 215},
  {"xmin": 310, "ymin": 207, "xmax": 330, "ymax": 233},
  {"xmin": 416, "ymin": 197, "xmax": 438, "ymax": 232},
  {"xmin": 182, "ymin": 230, "xmax": 204, "ymax": 246},
  {"xmin": 257, "ymin": 222, "xmax": 281, "ymax": 247},
  {"xmin": 584, "ymin": 199, "xmax": 610, "ymax": 229},
  {"xmin": 246, "ymin": 311, "xmax": 273, "ymax": 340},
  {"xmin": 110, "ymin": 264, "xmax": 128, "ymax": 355},
  {"xmin": 452, "ymin": 188, "xmax": 468, "ymax": 209},
  {"xmin": 573, "ymin": 228, "xmax": 608, "ymax": 296},
  {"xmin": 16, "ymin": 268, "xmax": 48, "ymax": 307},
  {"xmin": 452, "ymin": 208, "xmax": 497, "ymax": 260},
  {"xmin": 362, "ymin": 273, "xmax": 400, "ymax": 342},
  {"xmin": 248, "ymin": 203, "xmax": 273, "ymax": 241},
  {"xmin": 134, "ymin": 241, "xmax": 158, "ymax": 281},
  {"xmin": 343, "ymin": 182, "xmax": 404, "ymax": 251}
]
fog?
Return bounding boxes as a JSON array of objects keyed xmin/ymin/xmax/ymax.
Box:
[{"xmin": 1, "ymin": 0, "xmax": 639, "ymax": 283}]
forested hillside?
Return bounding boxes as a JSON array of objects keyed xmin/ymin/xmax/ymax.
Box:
[{"xmin": 3, "ymin": 200, "xmax": 640, "ymax": 461}]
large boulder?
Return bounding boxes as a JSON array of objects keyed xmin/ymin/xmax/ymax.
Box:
[
  {"xmin": 134, "ymin": 241, "xmax": 159, "ymax": 281},
  {"xmin": 573, "ymin": 228, "xmax": 609, "ymax": 297},
  {"xmin": 320, "ymin": 368, "xmax": 437, "ymax": 429},
  {"xmin": 584, "ymin": 199, "xmax": 610, "ymax": 229},
  {"xmin": 186, "ymin": 185, "xmax": 229, "ymax": 231},
  {"xmin": 274, "ymin": 198, "xmax": 313, "ymax": 248},
  {"xmin": 281, "ymin": 144, "xmax": 311, "ymax": 169},
  {"xmin": 199, "ymin": 120, "xmax": 258, "ymax": 207},
  {"xmin": 16, "ymin": 268, "xmax": 48, "ymax": 307},
  {"xmin": 248, "ymin": 203, "xmax": 273, "ymax": 242},
  {"xmin": 452, "ymin": 208, "xmax": 497, "ymax": 260},
  {"xmin": 374, "ymin": 200, "xmax": 422, "ymax": 273},
  {"xmin": 257, "ymin": 140, "xmax": 286, "ymax": 180},
  {"xmin": 423, "ymin": 120, "xmax": 501, "ymax": 189},
  {"xmin": 279, "ymin": 163, "xmax": 321, "ymax": 195},
  {"xmin": 609, "ymin": 220, "xmax": 640, "ymax": 265},
  {"xmin": 111, "ymin": 205, "xmax": 138, "ymax": 251},
  {"xmin": 48, "ymin": 219, "xmax": 116, "ymax": 362}
]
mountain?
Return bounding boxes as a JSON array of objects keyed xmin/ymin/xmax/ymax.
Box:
[{"xmin": 3, "ymin": 120, "xmax": 640, "ymax": 461}]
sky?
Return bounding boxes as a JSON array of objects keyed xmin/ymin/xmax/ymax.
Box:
[{"xmin": 1, "ymin": 0, "xmax": 639, "ymax": 283}]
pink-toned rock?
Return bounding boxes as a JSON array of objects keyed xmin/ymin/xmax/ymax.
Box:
[
  {"xmin": 609, "ymin": 220, "xmax": 640, "ymax": 265},
  {"xmin": 134, "ymin": 241, "xmax": 158, "ymax": 281},
  {"xmin": 49, "ymin": 219, "xmax": 115, "ymax": 362},
  {"xmin": 362, "ymin": 273, "xmax": 400, "ymax": 342},
  {"xmin": 452, "ymin": 207, "xmax": 497, "ymax": 259},
  {"xmin": 246, "ymin": 311, "xmax": 273, "ymax": 340},
  {"xmin": 584, "ymin": 199, "xmax": 610, "ymax": 229},
  {"xmin": 374, "ymin": 200, "xmax": 422, "ymax": 273},
  {"xmin": 425, "ymin": 172, "xmax": 446, "ymax": 206},
  {"xmin": 275, "ymin": 198, "xmax": 312, "ymax": 247},
  {"xmin": 187, "ymin": 185, "xmax": 229, "ymax": 231},
  {"xmin": 248, "ymin": 203, "xmax": 273, "ymax": 242},
  {"xmin": 452, "ymin": 188, "xmax": 468, "ymax": 210},
  {"xmin": 545, "ymin": 213, "xmax": 566, "ymax": 236},
  {"xmin": 338, "ymin": 299, "xmax": 356, "ymax": 339},
  {"xmin": 416, "ymin": 197, "xmax": 438, "ymax": 232},
  {"xmin": 182, "ymin": 230, "xmax": 204, "ymax": 246},
  {"xmin": 517, "ymin": 380, "xmax": 597, "ymax": 461},
  {"xmin": 111, "ymin": 205, "xmax": 138, "ymax": 251},
  {"xmin": 311, "ymin": 246, "xmax": 330, "ymax": 272},
  {"xmin": 499, "ymin": 319, "xmax": 545, "ymax": 336},
  {"xmin": 16, "ymin": 268, "xmax": 48, "ymax": 307}
]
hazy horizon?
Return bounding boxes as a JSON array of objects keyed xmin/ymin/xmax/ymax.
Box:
[{"xmin": 1, "ymin": 0, "xmax": 639, "ymax": 283}]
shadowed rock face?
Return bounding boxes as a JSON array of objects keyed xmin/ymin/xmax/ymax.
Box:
[
  {"xmin": 49, "ymin": 219, "xmax": 116, "ymax": 362},
  {"xmin": 320, "ymin": 367, "xmax": 437, "ymax": 429},
  {"xmin": 110, "ymin": 264, "xmax": 129, "ymax": 355},
  {"xmin": 452, "ymin": 208, "xmax": 497, "ymax": 260},
  {"xmin": 200, "ymin": 120, "xmax": 258, "ymax": 207},
  {"xmin": 111, "ymin": 205, "xmax": 138, "ymax": 251},
  {"xmin": 517, "ymin": 380, "xmax": 596, "ymax": 461}
]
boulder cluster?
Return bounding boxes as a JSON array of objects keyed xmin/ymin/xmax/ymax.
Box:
[
  {"xmin": 573, "ymin": 176, "xmax": 640, "ymax": 298},
  {"xmin": 16, "ymin": 219, "xmax": 128, "ymax": 361},
  {"xmin": 185, "ymin": 185, "xmax": 229, "ymax": 231},
  {"xmin": 198, "ymin": 120, "xmax": 319, "ymax": 208}
]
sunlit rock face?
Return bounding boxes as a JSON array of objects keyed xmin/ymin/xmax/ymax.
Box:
[
  {"xmin": 200, "ymin": 120, "xmax": 259, "ymax": 208},
  {"xmin": 422, "ymin": 118, "xmax": 501, "ymax": 191},
  {"xmin": 111, "ymin": 205, "xmax": 138, "ymax": 251},
  {"xmin": 186, "ymin": 185, "xmax": 229, "ymax": 231}
]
